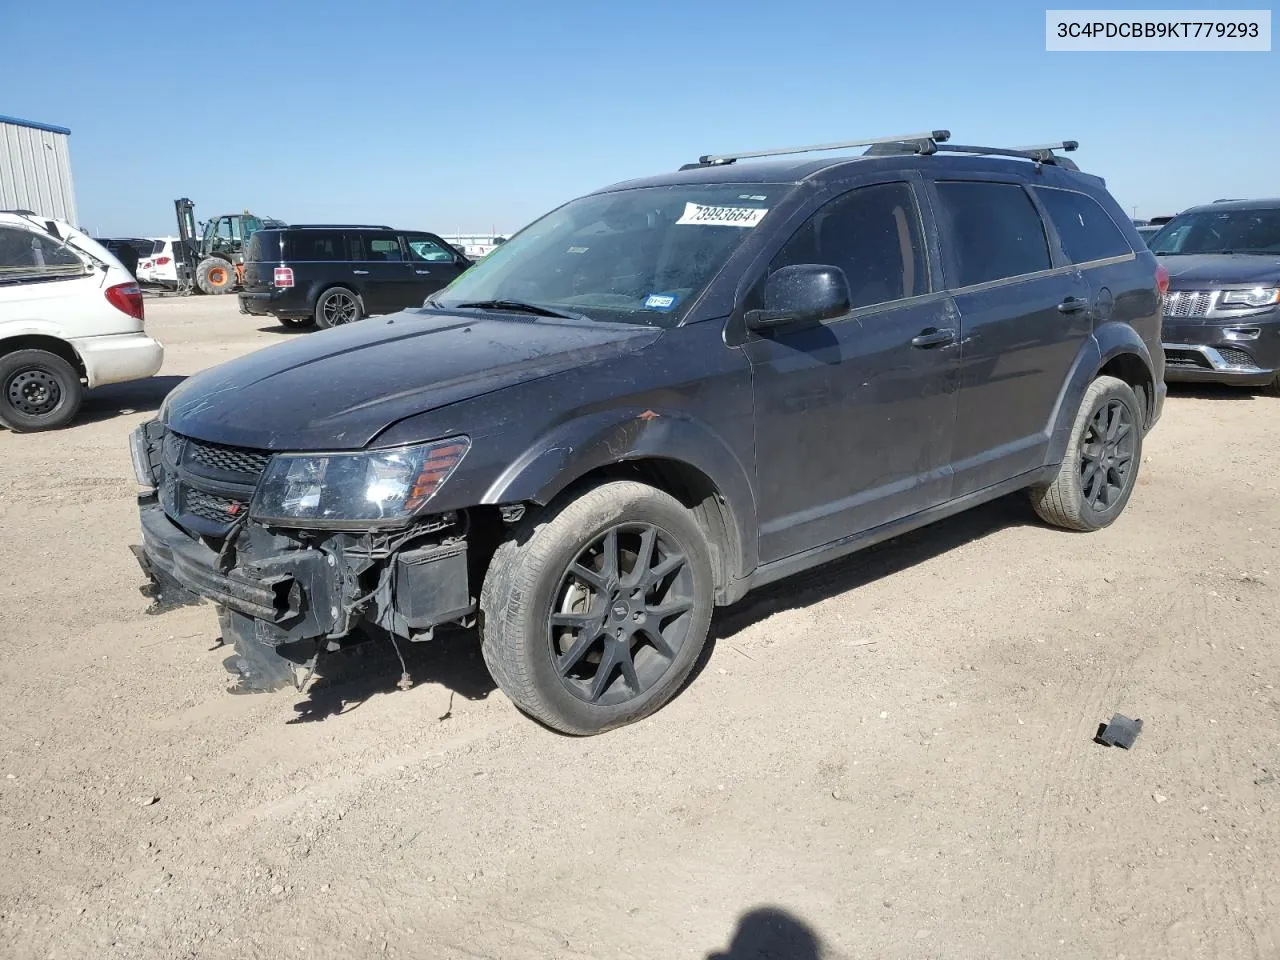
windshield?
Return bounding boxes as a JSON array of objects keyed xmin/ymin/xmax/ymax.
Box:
[
  {"xmin": 1150, "ymin": 208, "xmax": 1280, "ymax": 255},
  {"xmin": 430, "ymin": 183, "xmax": 789, "ymax": 326}
]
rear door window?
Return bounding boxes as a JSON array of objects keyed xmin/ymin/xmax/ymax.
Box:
[
  {"xmin": 364, "ymin": 236, "xmax": 403, "ymax": 262},
  {"xmin": 934, "ymin": 181, "xmax": 1052, "ymax": 288},
  {"xmin": 0, "ymin": 225, "xmax": 86, "ymax": 282},
  {"xmin": 1033, "ymin": 188, "xmax": 1131, "ymax": 264},
  {"xmin": 284, "ymin": 231, "xmax": 350, "ymax": 261}
]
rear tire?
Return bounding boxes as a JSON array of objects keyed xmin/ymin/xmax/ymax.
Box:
[
  {"xmin": 0, "ymin": 349, "xmax": 84, "ymax": 432},
  {"xmin": 1030, "ymin": 375, "xmax": 1142, "ymax": 532},
  {"xmin": 196, "ymin": 258, "xmax": 235, "ymax": 295},
  {"xmin": 480, "ymin": 481, "xmax": 715, "ymax": 735},
  {"xmin": 313, "ymin": 287, "xmax": 363, "ymax": 328}
]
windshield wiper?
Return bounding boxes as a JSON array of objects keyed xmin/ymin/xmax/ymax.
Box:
[{"xmin": 452, "ymin": 299, "xmax": 587, "ymax": 321}]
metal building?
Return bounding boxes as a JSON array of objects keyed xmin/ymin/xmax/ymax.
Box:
[{"xmin": 0, "ymin": 114, "xmax": 78, "ymax": 224}]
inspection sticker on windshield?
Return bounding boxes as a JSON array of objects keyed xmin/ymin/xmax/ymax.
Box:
[
  {"xmin": 676, "ymin": 202, "xmax": 768, "ymax": 228},
  {"xmin": 644, "ymin": 293, "xmax": 679, "ymax": 311}
]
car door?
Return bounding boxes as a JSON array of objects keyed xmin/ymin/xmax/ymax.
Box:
[
  {"xmin": 402, "ymin": 233, "xmax": 468, "ymax": 304},
  {"xmin": 742, "ymin": 179, "xmax": 961, "ymax": 563},
  {"xmin": 927, "ymin": 177, "xmax": 1093, "ymax": 497},
  {"xmin": 350, "ymin": 231, "xmax": 408, "ymax": 314}
]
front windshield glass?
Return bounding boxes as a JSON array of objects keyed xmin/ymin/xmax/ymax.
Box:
[
  {"xmin": 431, "ymin": 183, "xmax": 789, "ymax": 326},
  {"xmin": 1150, "ymin": 208, "xmax": 1280, "ymax": 255}
]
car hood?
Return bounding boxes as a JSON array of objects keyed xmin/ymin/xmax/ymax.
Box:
[
  {"xmin": 163, "ymin": 309, "xmax": 663, "ymax": 450},
  {"xmin": 1160, "ymin": 253, "xmax": 1280, "ymax": 287}
]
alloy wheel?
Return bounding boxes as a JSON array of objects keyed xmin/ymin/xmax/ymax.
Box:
[
  {"xmin": 1078, "ymin": 398, "xmax": 1135, "ymax": 511},
  {"xmin": 548, "ymin": 523, "xmax": 695, "ymax": 706},
  {"xmin": 323, "ymin": 292, "xmax": 358, "ymax": 325}
]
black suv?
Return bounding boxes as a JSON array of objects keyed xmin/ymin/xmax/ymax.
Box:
[
  {"xmin": 1150, "ymin": 198, "xmax": 1280, "ymax": 391},
  {"xmin": 238, "ymin": 225, "xmax": 471, "ymax": 328},
  {"xmin": 131, "ymin": 131, "xmax": 1164, "ymax": 735}
]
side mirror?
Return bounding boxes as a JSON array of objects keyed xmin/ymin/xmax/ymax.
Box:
[{"xmin": 745, "ymin": 264, "xmax": 851, "ymax": 330}]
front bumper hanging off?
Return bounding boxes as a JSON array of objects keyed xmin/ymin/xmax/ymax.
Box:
[{"xmin": 132, "ymin": 498, "xmax": 475, "ymax": 692}]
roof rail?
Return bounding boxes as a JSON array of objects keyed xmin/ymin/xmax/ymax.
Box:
[
  {"xmin": 681, "ymin": 130, "xmax": 951, "ymax": 169},
  {"xmin": 286, "ymin": 223, "xmax": 394, "ymax": 230},
  {"xmin": 0, "ymin": 208, "xmax": 38, "ymax": 216}
]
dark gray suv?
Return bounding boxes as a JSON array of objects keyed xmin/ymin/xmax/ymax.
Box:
[
  {"xmin": 131, "ymin": 131, "xmax": 1165, "ymax": 735},
  {"xmin": 1153, "ymin": 198, "xmax": 1280, "ymax": 391}
]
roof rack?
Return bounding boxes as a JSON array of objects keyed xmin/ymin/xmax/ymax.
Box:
[
  {"xmin": 287, "ymin": 223, "xmax": 394, "ymax": 230},
  {"xmin": 680, "ymin": 130, "xmax": 952, "ymax": 170},
  {"xmin": 862, "ymin": 137, "xmax": 1081, "ymax": 170}
]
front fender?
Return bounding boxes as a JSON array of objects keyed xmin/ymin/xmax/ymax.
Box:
[
  {"xmin": 483, "ymin": 407, "xmax": 759, "ymax": 585},
  {"xmin": 1045, "ymin": 322, "xmax": 1156, "ymax": 466}
]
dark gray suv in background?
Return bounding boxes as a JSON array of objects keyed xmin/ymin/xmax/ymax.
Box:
[
  {"xmin": 131, "ymin": 131, "xmax": 1165, "ymax": 735},
  {"xmin": 1153, "ymin": 198, "xmax": 1280, "ymax": 392}
]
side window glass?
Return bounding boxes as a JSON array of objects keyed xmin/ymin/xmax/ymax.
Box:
[
  {"xmin": 0, "ymin": 226, "xmax": 85, "ymax": 280},
  {"xmin": 934, "ymin": 181, "xmax": 1052, "ymax": 287},
  {"xmin": 286, "ymin": 231, "xmax": 345, "ymax": 261},
  {"xmin": 767, "ymin": 182, "xmax": 928, "ymax": 310},
  {"xmin": 405, "ymin": 236, "xmax": 456, "ymax": 263},
  {"xmin": 1034, "ymin": 188, "xmax": 1131, "ymax": 264},
  {"xmin": 367, "ymin": 237, "xmax": 403, "ymax": 262}
]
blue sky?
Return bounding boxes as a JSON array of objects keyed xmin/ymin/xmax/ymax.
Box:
[{"xmin": 2, "ymin": 0, "xmax": 1275, "ymax": 236}]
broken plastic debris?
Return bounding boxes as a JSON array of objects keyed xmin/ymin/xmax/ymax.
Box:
[{"xmin": 1095, "ymin": 714, "xmax": 1143, "ymax": 749}]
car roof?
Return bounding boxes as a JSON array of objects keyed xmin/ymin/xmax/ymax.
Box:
[
  {"xmin": 593, "ymin": 151, "xmax": 1105, "ymax": 194},
  {"xmin": 1181, "ymin": 197, "xmax": 1280, "ymax": 213}
]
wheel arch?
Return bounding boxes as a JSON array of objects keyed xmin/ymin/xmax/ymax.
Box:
[
  {"xmin": 1045, "ymin": 323, "xmax": 1156, "ymax": 466},
  {"xmin": 0, "ymin": 334, "xmax": 86, "ymax": 380},
  {"xmin": 482, "ymin": 411, "xmax": 759, "ymax": 603}
]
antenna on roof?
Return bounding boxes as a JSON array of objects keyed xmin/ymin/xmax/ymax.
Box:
[{"xmin": 681, "ymin": 130, "xmax": 951, "ymax": 170}]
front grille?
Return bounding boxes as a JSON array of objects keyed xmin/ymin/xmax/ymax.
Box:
[
  {"xmin": 160, "ymin": 431, "xmax": 270, "ymax": 534},
  {"xmin": 188, "ymin": 440, "xmax": 271, "ymax": 476},
  {"xmin": 185, "ymin": 488, "xmax": 247, "ymax": 522},
  {"xmin": 1165, "ymin": 290, "xmax": 1215, "ymax": 318},
  {"xmin": 1216, "ymin": 346, "xmax": 1255, "ymax": 368}
]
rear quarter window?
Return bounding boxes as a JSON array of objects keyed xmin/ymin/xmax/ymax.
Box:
[
  {"xmin": 282, "ymin": 231, "xmax": 349, "ymax": 261},
  {"xmin": 0, "ymin": 225, "xmax": 86, "ymax": 282},
  {"xmin": 934, "ymin": 181, "xmax": 1052, "ymax": 288},
  {"xmin": 1033, "ymin": 188, "xmax": 1132, "ymax": 264}
]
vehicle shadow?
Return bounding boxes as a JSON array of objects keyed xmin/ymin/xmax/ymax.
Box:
[
  {"xmin": 1166, "ymin": 382, "xmax": 1267, "ymax": 401},
  {"xmin": 706, "ymin": 492, "xmax": 1031, "ymax": 648},
  {"xmin": 257, "ymin": 324, "xmax": 312, "ymax": 336},
  {"xmin": 288, "ymin": 625, "xmax": 496, "ymax": 724},
  {"xmin": 75, "ymin": 374, "xmax": 187, "ymax": 426},
  {"xmin": 706, "ymin": 906, "xmax": 827, "ymax": 960}
]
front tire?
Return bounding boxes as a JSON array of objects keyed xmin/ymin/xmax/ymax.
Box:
[
  {"xmin": 195, "ymin": 258, "xmax": 236, "ymax": 295},
  {"xmin": 0, "ymin": 349, "xmax": 84, "ymax": 432},
  {"xmin": 1030, "ymin": 375, "xmax": 1143, "ymax": 531},
  {"xmin": 314, "ymin": 288, "xmax": 362, "ymax": 328},
  {"xmin": 480, "ymin": 481, "xmax": 715, "ymax": 735}
]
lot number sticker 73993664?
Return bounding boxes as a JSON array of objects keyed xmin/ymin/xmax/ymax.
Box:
[{"xmin": 676, "ymin": 202, "xmax": 769, "ymax": 228}]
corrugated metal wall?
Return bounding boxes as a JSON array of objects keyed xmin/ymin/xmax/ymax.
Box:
[{"xmin": 0, "ymin": 121, "xmax": 78, "ymax": 225}]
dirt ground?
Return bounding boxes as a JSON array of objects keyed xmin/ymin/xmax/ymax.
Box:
[{"xmin": 2, "ymin": 295, "xmax": 1278, "ymax": 960}]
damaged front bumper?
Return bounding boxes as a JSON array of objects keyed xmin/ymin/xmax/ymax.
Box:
[{"xmin": 132, "ymin": 497, "xmax": 475, "ymax": 692}]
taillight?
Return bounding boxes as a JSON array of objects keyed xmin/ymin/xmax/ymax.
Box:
[
  {"xmin": 105, "ymin": 282, "xmax": 144, "ymax": 321},
  {"xmin": 1155, "ymin": 264, "xmax": 1170, "ymax": 296},
  {"xmin": 274, "ymin": 266, "xmax": 294, "ymax": 288},
  {"xmin": 156, "ymin": 256, "xmax": 171, "ymax": 266}
]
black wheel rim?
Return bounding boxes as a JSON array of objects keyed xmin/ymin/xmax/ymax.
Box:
[
  {"xmin": 323, "ymin": 293, "xmax": 357, "ymax": 325},
  {"xmin": 6, "ymin": 368, "xmax": 62, "ymax": 417},
  {"xmin": 548, "ymin": 523, "xmax": 695, "ymax": 706},
  {"xmin": 1079, "ymin": 398, "xmax": 1135, "ymax": 511}
]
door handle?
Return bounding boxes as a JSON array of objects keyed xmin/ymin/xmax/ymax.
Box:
[
  {"xmin": 910, "ymin": 327, "xmax": 956, "ymax": 348},
  {"xmin": 352, "ymin": 269, "xmax": 370, "ymax": 275},
  {"xmin": 1057, "ymin": 296, "xmax": 1089, "ymax": 313},
  {"xmin": 414, "ymin": 269, "xmax": 431, "ymax": 275}
]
